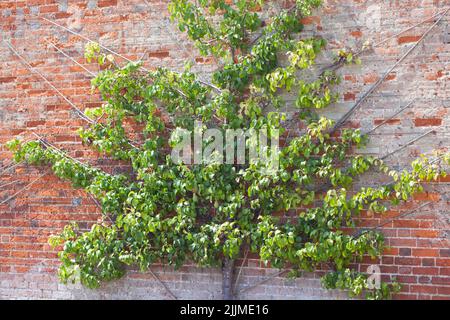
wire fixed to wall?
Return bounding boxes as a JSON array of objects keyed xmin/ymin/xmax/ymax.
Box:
[
  {"xmin": 0, "ymin": 132, "xmax": 114, "ymax": 210},
  {"xmin": 31, "ymin": 132, "xmax": 101, "ymax": 171},
  {"xmin": 10, "ymin": 8, "xmax": 446, "ymax": 154},
  {"xmin": 2, "ymin": 8, "xmax": 445, "ymax": 187},
  {"xmin": 313, "ymin": 129, "xmax": 440, "ymax": 194},
  {"xmin": 321, "ymin": 8, "xmax": 449, "ymax": 75},
  {"xmin": 3, "ymin": 40, "xmax": 140, "ymax": 150},
  {"xmin": 366, "ymin": 201, "xmax": 432, "ymax": 232},
  {"xmin": 45, "ymin": 40, "xmax": 96, "ymax": 77},
  {"xmin": 6, "ymin": 17, "xmax": 442, "ymax": 204},
  {"xmin": 38, "ymin": 14, "xmax": 189, "ymax": 99},
  {"xmin": 0, "ymin": 179, "xmax": 23, "ymax": 190},
  {"xmin": 0, "ymin": 160, "xmax": 25, "ymax": 178},
  {"xmin": 34, "ymin": 15, "xmax": 221, "ymax": 93},
  {"xmin": 379, "ymin": 129, "xmax": 435, "ymax": 160},
  {"xmin": 363, "ymin": 99, "xmax": 416, "ymax": 136},
  {"xmin": 330, "ymin": 7, "xmax": 450, "ymax": 134},
  {"xmin": 0, "ymin": 170, "xmax": 48, "ymax": 207}
]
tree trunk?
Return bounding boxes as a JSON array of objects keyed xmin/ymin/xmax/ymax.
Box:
[{"xmin": 222, "ymin": 258, "xmax": 235, "ymax": 300}]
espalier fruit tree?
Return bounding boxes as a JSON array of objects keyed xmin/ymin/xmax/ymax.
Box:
[{"xmin": 7, "ymin": 0, "xmax": 449, "ymax": 300}]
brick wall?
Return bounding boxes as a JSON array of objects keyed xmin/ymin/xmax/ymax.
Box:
[{"xmin": 0, "ymin": 0, "xmax": 449, "ymax": 300}]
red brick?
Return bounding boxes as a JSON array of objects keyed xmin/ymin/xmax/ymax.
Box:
[
  {"xmin": 148, "ymin": 51, "xmax": 170, "ymax": 59},
  {"xmin": 440, "ymin": 249, "xmax": 450, "ymax": 257},
  {"xmin": 384, "ymin": 247, "xmax": 399, "ymax": 255},
  {"xmin": 386, "ymin": 73, "xmax": 397, "ymax": 81},
  {"xmin": 395, "ymin": 257, "xmax": 421, "ymax": 266},
  {"xmin": 422, "ymin": 258, "xmax": 435, "ymax": 267},
  {"xmin": 195, "ymin": 57, "xmax": 214, "ymax": 64},
  {"xmin": 438, "ymin": 175, "xmax": 450, "ymax": 183},
  {"xmin": 54, "ymin": 135, "xmax": 79, "ymax": 142},
  {"xmin": 425, "ymin": 70, "xmax": 445, "ymax": 81},
  {"xmin": 55, "ymin": 12, "xmax": 73, "ymax": 19},
  {"xmin": 98, "ymin": 0, "xmax": 118, "ymax": 7},
  {"xmin": 410, "ymin": 285, "xmax": 437, "ymax": 294},
  {"xmin": 0, "ymin": 0, "xmax": 448, "ymax": 301},
  {"xmin": 350, "ymin": 30, "xmax": 362, "ymax": 38},
  {"xmin": 300, "ymin": 16, "xmax": 320, "ymax": 25},
  {"xmin": 381, "ymin": 265, "xmax": 398, "ymax": 273},
  {"xmin": 436, "ymin": 259, "xmax": 450, "ymax": 267},
  {"xmin": 373, "ymin": 118, "xmax": 400, "ymax": 126},
  {"xmin": 412, "ymin": 267, "xmax": 439, "ymax": 275},
  {"xmin": 393, "ymin": 220, "xmax": 421, "ymax": 228},
  {"xmin": 431, "ymin": 277, "xmax": 450, "ymax": 285},
  {"xmin": 389, "ymin": 238, "xmax": 416, "ymax": 247},
  {"xmin": 0, "ymin": 77, "xmax": 16, "ymax": 84},
  {"xmin": 437, "ymin": 286, "xmax": 450, "ymax": 295},
  {"xmin": 363, "ymin": 73, "xmax": 378, "ymax": 84},
  {"xmin": 344, "ymin": 75, "xmax": 356, "ymax": 82},
  {"xmin": 417, "ymin": 239, "xmax": 447, "ymax": 248},
  {"xmin": 412, "ymin": 192, "xmax": 441, "ymax": 201},
  {"xmin": 432, "ymin": 296, "xmax": 450, "ymax": 300},
  {"xmin": 418, "ymin": 276, "xmax": 431, "ymax": 284},
  {"xmin": 26, "ymin": 120, "xmax": 46, "ymax": 127},
  {"xmin": 39, "ymin": 4, "xmax": 59, "ymax": 13},
  {"xmin": 399, "ymin": 248, "xmax": 412, "ymax": 256},
  {"xmin": 412, "ymin": 248, "xmax": 439, "ymax": 257},
  {"xmin": 410, "ymin": 230, "xmax": 440, "ymax": 238},
  {"xmin": 395, "ymin": 293, "xmax": 417, "ymax": 300},
  {"xmin": 344, "ymin": 92, "xmax": 356, "ymax": 101},
  {"xmin": 26, "ymin": 0, "xmax": 47, "ymax": 5},
  {"xmin": 396, "ymin": 275, "xmax": 417, "ymax": 283},
  {"xmin": 414, "ymin": 118, "xmax": 442, "ymax": 127}
]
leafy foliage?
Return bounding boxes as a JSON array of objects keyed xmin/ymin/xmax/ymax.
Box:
[{"xmin": 7, "ymin": 0, "xmax": 449, "ymax": 299}]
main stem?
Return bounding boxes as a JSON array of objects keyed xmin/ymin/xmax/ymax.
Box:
[{"xmin": 222, "ymin": 258, "xmax": 236, "ymax": 300}]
